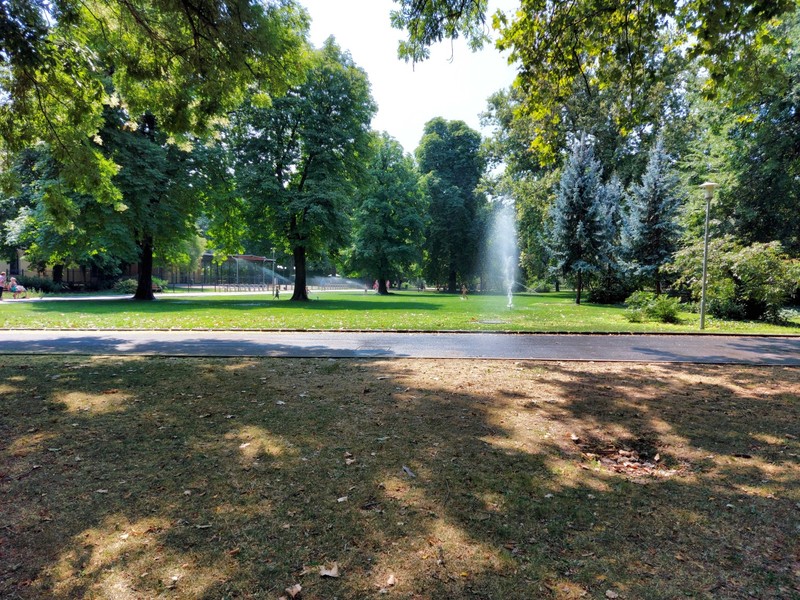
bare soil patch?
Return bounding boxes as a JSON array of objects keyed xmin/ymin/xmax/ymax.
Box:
[{"xmin": 1, "ymin": 357, "xmax": 798, "ymax": 599}]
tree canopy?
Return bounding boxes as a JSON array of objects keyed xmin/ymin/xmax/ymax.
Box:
[
  {"xmin": 416, "ymin": 117, "xmax": 486, "ymax": 292},
  {"xmin": 350, "ymin": 133, "xmax": 426, "ymax": 295},
  {"xmin": 393, "ymin": 0, "xmax": 797, "ymax": 161},
  {"xmin": 232, "ymin": 39, "xmax": 376, "ymax": 301},
  {"xmin": 1, "ymin": 0, "xmax": 309, "ymax": 208}
]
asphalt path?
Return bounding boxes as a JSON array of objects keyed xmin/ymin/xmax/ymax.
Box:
[{"xmin": 3, "ymin": 330, "xmax": 800, "ymax": 364}]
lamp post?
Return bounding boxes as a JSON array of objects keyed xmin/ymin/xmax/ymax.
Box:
[
  {"xmin": 271, "ymin": 248, "xmax": 277, "ymax": 298},
  {"xmin": 698, "ymin": 181, "xmax": 718, "ymax": 330}
]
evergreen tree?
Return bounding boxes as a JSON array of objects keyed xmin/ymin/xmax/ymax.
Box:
[
  {"xmin": 591, "ymin": 175, "xmax": 630, "ymax": 302},
  {"xmin": 549, "ymin": 134, "xmax": 606, "ymax": 304},
  {"xmin": 622, "ymin": 134, "xmax": 684, "ymax": 294}
]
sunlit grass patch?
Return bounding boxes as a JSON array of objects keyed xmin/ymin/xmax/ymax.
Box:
[{"xmin": 1, "ymin": 290, "xmax": 798, "ymax": 333}]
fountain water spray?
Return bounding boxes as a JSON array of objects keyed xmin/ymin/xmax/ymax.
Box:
[
  {"xmin": 487, "ymin": 201, "xmax": 518, "ymax": 309},
  {"xmin": 504, "ymin": 255, "xmax": 514, "ymax": 308}
]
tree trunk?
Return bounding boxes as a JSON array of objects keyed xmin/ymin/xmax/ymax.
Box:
[
  {"xmin": 53, "ymin": 264, "xmax": 64, "ymax": 284},
  {"xmin": 378, "ymin": 277, "xmax": 389, "ymax": 295},
  {"xmin": 655, "ymin": 272, "xmax": 662, "ymax": 295},
  {"xmin": 575, "ymin": 271, "xmax": 582, "ymax": 305},
  {"xmin": 133, "ymin": 235, "xmax": 156, "ymax": 300},
  {"xmin": 448, "ymin": 268, "xmax": 457, "ymax": 294},
  {"xmin": 290, "ymin": 246, "xmax": 309, "ymax": 301}
]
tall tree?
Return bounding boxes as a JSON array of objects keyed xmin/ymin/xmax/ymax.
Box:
[
  {"xmin": 549, "ymin": 134, "xmax": 606, "ymax": 304},
  {"xmin": 233, "ymin": 39, "xmax": 376, "ymax": 301},
  {"xmin": 3, "ymin": 110, "xmax": 205, "ymax": 299},
  {"xmin": 416, "ymin": 118, "xmax": 485, "ymax": 293},
  {"xmin": 392, "ymin": 0, "xmax": 794, "ymax": 161},
  {"xmin": 350, "ymin": 133, "xmax": 426, "ymax": 295},
  {"xmin": 681, "ymin": 14, "xmax": 800, "ymax": 256},
  {"xmin": 622, "ymin": 134, "xmax": 684, "ymax": 294},
  {"xmin": 1, "ymin": 0, "xmax": 308, "ymax": 211}
]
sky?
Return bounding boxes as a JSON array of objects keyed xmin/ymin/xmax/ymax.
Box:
[{"xmin": 300, "ymin": 0, "xmax": 519, "ymax": 155}]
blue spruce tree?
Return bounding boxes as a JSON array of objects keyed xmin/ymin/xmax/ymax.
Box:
[
  {"xmin": 622, "ymin": 134, "xmax": 684, "ymax": 294},
  {"xmin": 549, "ymin": 134, "xmax": 606, "ymax": 304}
]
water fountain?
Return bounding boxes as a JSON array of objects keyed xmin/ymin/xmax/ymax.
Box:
[{"xmin": 487, "ymin": 201, "xmax": 518, "ymax": 309}]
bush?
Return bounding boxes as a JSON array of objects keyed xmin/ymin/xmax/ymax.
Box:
[
  {"xmin": 624, "ymin": 308, "xmax": 645, "ymax": 322},
  {"xmin": 586, "ymin": 275, "xmax": 635, "ymax": 304},
  {"xmin": 16, "ymin": 275, "xmax": 67, "ymax": 294},
  {"xmin": 708, "ymin": 297, "xmax": 747, "ymax": 321},
  {"xmin": 114, "ymin": 277, "xmax": 168, "ymax": 294},
  {"xmin": 624, "ymin": 291, "xmax": 682, "ymax": 324},
  {"xmin": 113, "ymin": 278, "xmax": 138, "ymax": 294},
  {"xmin": 647, "ymin": 295, "xmax": 682, "ymax": 323},
  {"xmin": 668, "ymin": 237, "xmax": 799, "ymax": 323},
  {"xmin": 624, "ymin": 290, "xmax": 656, "ymax": 310}
]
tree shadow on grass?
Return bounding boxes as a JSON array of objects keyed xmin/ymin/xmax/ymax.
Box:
[{"xmin": 1, "ymin": 357, "xmax": 798, "ymax": 599}]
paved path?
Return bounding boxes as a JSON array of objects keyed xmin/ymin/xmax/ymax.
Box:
[{"xmin": 4, "ymin": 330, "xmax": 800, "ymax": 364}]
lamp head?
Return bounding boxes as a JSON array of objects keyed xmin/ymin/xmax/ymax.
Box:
[{"xmin": 699, "ymin": 181, "xmax": 719, "ymax": 199}]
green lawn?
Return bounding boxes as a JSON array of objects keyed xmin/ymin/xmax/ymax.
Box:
[{"xmin": 2, "ymin": 290, "xmax": 799, "ymax": 333}]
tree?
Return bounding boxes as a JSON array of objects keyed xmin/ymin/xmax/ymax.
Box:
[
  {"xmin": 622, "ymin": 134, "xmax": 684, "ymax": 294},
  {"xmin": 392, "ymin": 0, "xmax": 795, "ymax": 161},
  {"xmin": 233, "ymin": 39, "xmax": 376, "ymax": 301},
  {"xmin": 4, "ymin": 109, "xmax": 206, "ymax": 299},
  {"xmin": 681, "ymin": 14, "xmax": 800, "ymax": 256},
  {"xmin": 416, "ymin": 118, "xmax": 485, "ymax": 293},
  {"xmin": 548, "ymin": 134, "xmax": 606, "ymax": 304},
  {"xmin": 350, "ymin": 133, "xmax": 426, "ymax": 295},
  {"xmin": 1, "ymin": 0, "xmax": 308, "ymax": 210}
]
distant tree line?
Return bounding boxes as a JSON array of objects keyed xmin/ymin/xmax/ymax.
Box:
[{"xmin": 1, "ymin": 0, "xmax": 798, "ymax": 320}]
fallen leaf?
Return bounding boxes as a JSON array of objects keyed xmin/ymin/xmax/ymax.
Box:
[
  {"xmin": 402, "ymin": 465, "xmax": 416, "ymax": 478},
  {"xmin": 101, "ymin": 389, "xmax": 120, "ymax": 394},
  {"xmin": 337, "ymin": 496, "xmax": 348, "ymax": 503},
  {"xmin": 606, "ymin": 591, "xmax": 620, "ymax": 599},
  {"xmin": 345, "ymin": 458, "xmax": 356, "ymax": 465},
  {"xmin": 285, "ymin": 583, "xmax": 302, "ymax": 598},
  {"xmin": 320, "ymin": 563, "xmax": 340, "ymax": 578},
  {"xmin": 386, "ymin": 573, "xmax": 397, "ymax": 586}
]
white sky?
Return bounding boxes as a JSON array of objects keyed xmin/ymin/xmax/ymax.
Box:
[{"xmin": 300, "ymin": 0, "xmax": 519, "ymax": 155}]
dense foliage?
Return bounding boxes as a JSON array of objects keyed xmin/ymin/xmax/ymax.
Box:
[
  {"xmin": 416, "ymin": 118, "xmax": 486, "ymax": 292},
  {"xmin": 1, "ymin": 1, "xmax": 798, "ymax": 320}
]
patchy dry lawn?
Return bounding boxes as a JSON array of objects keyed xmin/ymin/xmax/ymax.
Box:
[{"xmin": 0, "ymin": 357, "xmax": 798, "ymax": 599}]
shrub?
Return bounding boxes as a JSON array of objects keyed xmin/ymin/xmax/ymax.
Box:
[
  {"xmin": 114, "ymin": 277, "xmax": 168, "ymax": 294},
  {"xmin": 16, "ymin": 275, "xmax": 68, "ymax": 294},
  {"xmin": 113, "ymin": 278, "xmax": 138, "ymax": 294},
  {"xmin": 668, "ymin": 237, "xmax": 798, "ymax": 323},
  {"xmin": 647, "ymin": 295, "xmax": 682, "ymax": 323},
  {"xmin": 624, "ymin": 308, "xmax": 645, "ymax": 323},
  {"xmin": 624, "ymin": 291, "xmax": 656, "ymax": 310},
  {"xmin": 624, "ymin": 291, "xmax": 682, "ymax": 324}
]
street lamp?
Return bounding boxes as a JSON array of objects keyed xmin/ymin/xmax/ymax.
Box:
[
  {"xmin": 698, "ymin": 181, "xmax": 719, "ymax": 330},
  {"xmin": 271, "ymin": 248, "xmax": 277, "ymax": 298}
]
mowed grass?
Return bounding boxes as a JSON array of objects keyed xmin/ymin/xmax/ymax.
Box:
[
  {"xmin": 2, "ymin": 290, "xmax": 799, "ymax": 333},
  {"xmin": 1, "ymin": 356, "xmax": 798, "ymax": 599}
]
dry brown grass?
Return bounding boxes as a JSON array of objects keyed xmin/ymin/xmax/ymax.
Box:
[{"xmin": 1, "ymin": 356, "xmax": 798, "ymax": 599}]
